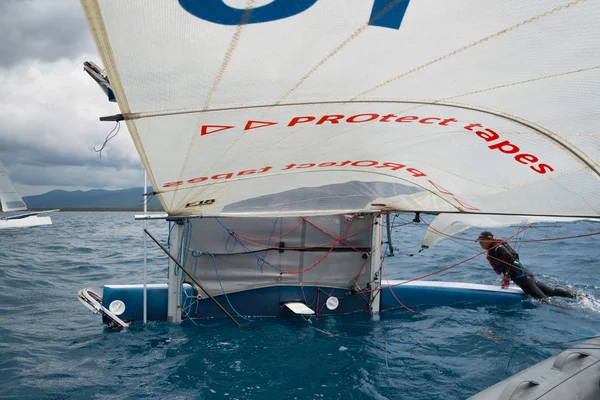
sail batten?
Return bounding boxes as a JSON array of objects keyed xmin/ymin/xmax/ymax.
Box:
[{"xmin": 81, "ymin": 0, "xmax": 600, "ymax": 218}]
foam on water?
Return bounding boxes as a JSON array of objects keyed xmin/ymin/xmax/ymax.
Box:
[{"xmin": 576, "ymin": 294, "xmax": 600, "ymax": 313}]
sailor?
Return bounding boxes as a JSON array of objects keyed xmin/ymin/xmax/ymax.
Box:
[{"xmin": 476, "ymin": 231, "xmax": 576, "ymax": 299}]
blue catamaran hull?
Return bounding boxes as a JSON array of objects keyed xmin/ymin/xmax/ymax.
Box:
[{"xmin": 82, "ymin": 281, "xmax": 525, "ymax": 324}]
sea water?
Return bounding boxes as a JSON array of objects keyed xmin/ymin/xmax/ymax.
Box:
[{"xmin": 1, "ymin": 212, "xmax": 599, "ymax": 399}]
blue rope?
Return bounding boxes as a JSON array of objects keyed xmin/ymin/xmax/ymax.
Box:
[
  {"xmin": 214, "ymin": 218, "xmax": 282, "ymax": 273},
  {"xmin": 255, "ymin": 218, "xmax": 279, "ymax": 272},
  {"xmin": 166, "ymin": 221, "xmax": 175, "ymax": 247},
  {"xmin": 205, "ymin": 250, "xmax": 252, "ymax": 323},
  {"xmin": 179, "ymin": 249, "xmax": 206, "ymax": 324},
  {"xmin": 177, "ymin": 244, "xmax": 252, "ymax": 324}
]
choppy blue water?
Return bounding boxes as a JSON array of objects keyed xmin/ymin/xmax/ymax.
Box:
[{"xmin": 1, "ymin": 212, "xmax": 600, "ymax": 400}]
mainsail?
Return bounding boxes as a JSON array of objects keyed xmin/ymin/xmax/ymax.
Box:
[
  {"xmin": 0, "ymin": 160, "xmax": 27, "ymax": 213},
  {"xmin": 81, "ymin": 0, "xmax": 600, "ymax": 218}
]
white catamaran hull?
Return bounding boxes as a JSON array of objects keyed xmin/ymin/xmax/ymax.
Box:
[{"xmin": 0, "ymin": 214, "xmax": 52, "ymax": 229}]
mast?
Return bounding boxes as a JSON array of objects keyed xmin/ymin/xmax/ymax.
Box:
[
  {"xmin": 143, "ymin": 173, "xmax": 148, "ymax": 324},
  {"xmin": 166, "ymin": 221, "xmax": 183, "ymax": 323},
  {"xmin": 386, "ymin": 213, "xmax": 394, "ymax": 257},
  {"xmin": 369, "ymin": 213, "xmax": 383, "ymax": 314}
]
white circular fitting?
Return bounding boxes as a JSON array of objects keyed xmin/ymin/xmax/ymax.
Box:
[
  {"xmin": 326, "ymin": 296, "xmax": 339, "ymax": 310},
  {"xmin": 109, "ymin": 300, "xmax": 126, "ymax": 315}
]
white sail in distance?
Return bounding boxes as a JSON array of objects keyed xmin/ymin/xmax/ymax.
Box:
[
  {"xmin": 81, "ymin": 0, "xmax": 600, "ymax": 218},
  {"xmin": 0, "ymin": 160, "xmax": 27, "ymax": 213}
]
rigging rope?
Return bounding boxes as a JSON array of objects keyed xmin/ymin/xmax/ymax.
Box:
[
  {"xmin": 382, "ymin": 264, "xmax": 417, "ymax": 314},
  {"xmin": 235, "ymin": 219, "xmax": 303, "ymax": 241},
  {"xmin": 378, "ymin": 224, "xmax": 533, "ymax": 290},
  {"xmin": 281, "ymin": 216, "xmax": 357, "ymax": 275},
  {"xmin": 301, "ymin": 216, "xmax": 367, "ymax": 255},
  {"xmin": 93, "ymin": 121, "xmax": 120, "ymax": 157},
  {"xmin": 228, "ymin": 222, "xmax": 374, "ymax": 252},
  {"xmin": 215, "ymin": 218, "xmax": 282, "ymax": 272}
]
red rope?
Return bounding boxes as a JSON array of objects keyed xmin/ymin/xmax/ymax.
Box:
[
  {"xmin": 232, "ymin": 221, "xmax": 374, "ymax": 251},
  {"xmin": 384, "ymin": 223, "xmax": 533, "ymax": 288},
  {"xmin": 301, "ymin": 216, "xmax": 367, "ymax": 254},
  {"xmin": 353, "ymin": 258, "xmax": 368, "ymax": 285},
  {"xmin": 280, "ymin": 216, "xmax": 357, "ymax": 275},
  {"xmin": 382, "ymin": 221, "xmax": 415, "ymax": 229},
  {"xmin": 235, "ymin": 220, "xmax": 303, "ymax": 241},
  {"xmin": 508, "ymin": 231, "xmax": 600, "ymax": 242},
  {"xmin": 382, "ymin": 263, "xmax": 417, "ymax": 313},
  {"xmin": 317, "ymin": 288, "xmax": 337, "ymax": 315},
  {"xmin": 386, "ymin": 249, "xmax": 488, "ymax": 288}
]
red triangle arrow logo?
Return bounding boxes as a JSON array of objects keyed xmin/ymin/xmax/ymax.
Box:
[
  {"xmin": 200, "ymin": 125, "xmax": 234, "ymax": 136},
  {"xmin": 427, "ymin": 180, "xmax": 453, "ymax": 195},
  {"xmin": 453, "ymin": 197, "xmax": 480, "ymax": 211},
  {"xmin": 244, "ymin": 120, "xmax": 277, "ymax": 131}
]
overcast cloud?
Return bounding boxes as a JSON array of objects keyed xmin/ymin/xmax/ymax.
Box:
[{"xmin": 0, "ymin": 0, "xmax": 142, "ymax": 196}]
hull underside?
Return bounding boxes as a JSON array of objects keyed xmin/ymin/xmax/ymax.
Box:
[{"xmin": 0, "ymin": 214, "xmax": 51, "ymax": 229}]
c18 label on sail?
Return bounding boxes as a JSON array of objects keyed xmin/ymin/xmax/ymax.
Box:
[{"xmin": 185, "ymin": 199, "xmax": 216, "ymax": 208}]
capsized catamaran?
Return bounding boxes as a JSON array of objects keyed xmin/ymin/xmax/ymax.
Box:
[
  {"xmin": 77, "ymin": 0, "xmax": 600, "ymax": 329},
  {"xmin": 0, "ymin": 160, "xmax": 56, "ymax": 229}
]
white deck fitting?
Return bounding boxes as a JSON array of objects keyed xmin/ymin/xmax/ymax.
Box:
[{"xmin": 284, "ymin": 302, "xmax": 315, "ymax": 315}]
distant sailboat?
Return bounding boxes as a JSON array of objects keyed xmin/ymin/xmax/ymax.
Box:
[{"xmin": 0, "ymin": 160, "xmax": 56, "ymax": 229}]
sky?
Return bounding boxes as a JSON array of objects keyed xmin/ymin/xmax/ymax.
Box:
[{"xmin": 0, "ymin": 0, "xmax": 143, "ymax": 196}]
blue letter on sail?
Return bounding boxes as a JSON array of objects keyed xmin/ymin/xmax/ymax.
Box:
[
  {"xmin": 178, "ymin": 0, "xmax": 411, "ymax": 30},
  {"xmin": 369, "ymin": 0, "xmax": 411, "ymax": 30},
  {"xmin": 178, "ymin": 0, "xmax": 318, "ymax": 25}
]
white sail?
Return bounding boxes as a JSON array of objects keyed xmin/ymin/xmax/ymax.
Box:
[
  {"xmin": 0, "ymin": 160, "xmax": 27, "ymax": 213},
  {"xmin": 421, "ymin": 213, "xmax": 589, "ymax": 248},
  {"xmin": 81, "ymin": 0, "xmax": 600, "ymax": 218}
]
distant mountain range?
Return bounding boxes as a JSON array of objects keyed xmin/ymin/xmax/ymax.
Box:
[{"xmin": 23, "ymin": 187, "xmax": 164, "ymax": 211}]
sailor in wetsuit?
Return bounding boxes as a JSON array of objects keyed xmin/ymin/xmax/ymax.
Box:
[{"xmin": 477, "ymin": 231, "xmax": 576, "ymax": 299}]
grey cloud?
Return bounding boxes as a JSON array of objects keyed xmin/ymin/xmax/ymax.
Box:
[
  {"xmin": 7, "ymin": 162, "xmax": 144, "ymax": 189},
  {"xmin": 0, "ymin": 1, "xmax": 149, "ymax": 195},
  {"xmin": 0, "ymin": 55, "xmax": 144, "ymax": 194},
  {"xmin": 0, "ymin": 132, "xmax": 140, "ymax": 171},
  {"xmin": 0, "ymin": 130, "xmax": 144, "ymax": 192},
  {"xmin": 0, "ymin": 0, "xmax": 94, "ymax": 68}
]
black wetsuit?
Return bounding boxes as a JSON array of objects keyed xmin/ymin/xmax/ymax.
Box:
[{"xmin": 486, "ymin": 240, "xmax": 575, "ymax": 299}]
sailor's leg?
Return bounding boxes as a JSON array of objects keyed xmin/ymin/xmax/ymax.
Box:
[
  {"xmin": 513, "ymin": 277, "xmax": 547, "ymax": 299},
  {"xmin": 534, "ymin": 280, "xmax": 577, "ymax": 298}
]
